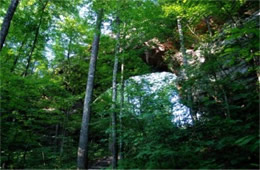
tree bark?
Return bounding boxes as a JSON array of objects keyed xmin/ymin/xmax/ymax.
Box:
[
  {"xmin": 119, "ymin": 23, "xmax": 128, "ymax": 161},
  {"xmin": 177, "ymin": 17, "xmax": 196, "ymax": 123},
  {"xmin": 111, "ymin": 16, "xmax": 120, "ymax": 169},
  {"xmin": 0, "ymin": 0, "xmax": 20, "ymax": 51},
  {"xmin": 119, "ymin": 52, "xmax": 124, "ymax": 160},
  {"xmin": 77, "ymin": 9, "xmax": 103, "ymax": 169},
  {"xmin": 177, "ymin": 17, "xmax": 187, "ymax": 66}
]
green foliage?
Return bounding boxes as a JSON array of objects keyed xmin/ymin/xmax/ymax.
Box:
[{"xmin": 0, "ymin": 0, "xmax": 259, "ymax": 169}]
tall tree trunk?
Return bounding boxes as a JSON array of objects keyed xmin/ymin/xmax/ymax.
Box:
[
  {"xmin": 77, "ymin": 9, "xmax": 103, "ymax": 169},
  {"xmin": 54, "ymin": 124, "xmax": 59, "ymax": 151},
  {"xmin": 177, "ymin": 17, "xmax": 196, "ymax": 123},
  {"xmin": 60, "ymin": 110, "xmax": 69, "ymax": 157},
  {"xmin": 23, "ymin": 1, "xmax": 48, "ymax": 76},
  {"xmin": 60, "ymin": 38, "xmax": 73, "ymax": 161},
  {"xmin": 119, "ymin": 22, "xmax": 128, "ymax": 161},
  {"xmin": 177, "ymin": 17, "xmax": 187, "ymax": 66},
  {"xmin": 0, "ymin": 0, "xmax": 20, "ymax": 51},
  {"xmin": 111, "ymin": 16, "xmax": 120, "ymax": 169},
  {"xmin": 119, "ymin": 52, "xmax": 124, "ymax": 160}
]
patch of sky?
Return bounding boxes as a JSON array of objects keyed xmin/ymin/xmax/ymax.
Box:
[{"xmin": 45, "ymin": 3, "xmax": 112, "ymax": 63}]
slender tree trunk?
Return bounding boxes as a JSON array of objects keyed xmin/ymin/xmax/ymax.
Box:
[
  {"xmin": 54, "ymin": 124, "xmax": 59, "ymax": 151},
  {"xmin": 60, "ymin": 110, "xmax": 69, "ymax": 157},
  {"xmin": 222, "ymin": 88, "xmax": 230, "ymax": 118},
  {"xmin": 59, "ymin": 39, "xmax": 73, "ymax": 162},
  {"xmin": 67, "ymin": 36, "xmax": 72, "ymax": 62},
  {"xmin": 119, "ymin": 23, "xmax": 128, "ymax": 161},
  {"xmin": 60, "ymin": 37, "xmax": 73, "ymax": 157},
  {"xmin": 77, "ymin": 9, "xmax": 103, "ymax": 169},
  {"xmin": 187, "ymin": 89, "xmax": 196, "ymax": 122},
  {"xmin": 41, "ymin": 152, "xmax": 46, "ymax": 167},
  {"xmin": 111, "ymin": 16, "xmax": 120, "ymax": 169},
  {"xmin": 213, "ymin": 74, "xmax": 231, "ymax": 119},
  {"xmin": 119, "ymin": 53, "xmax": 124, "ymax": 160},
  {"xmin": 0, "ymin": 0, "xmax": 20, "ymax": 51},
  {"xmin": 177, "ymin": 17, "xmax": 187, "ymax": 66},
  {"xmin": 11, "ymin": 34, "xmax": 28, "ymax": 72},
  {"xmin": 23, "ymin": 1, "xmax": 48, "ymax": 76},
  {"xmin": 177, "ymin": 17, "xmax": 196, "ymax": 123},
  {"xmin": 205, "ymin": 16, "xmax": 212, "ymax": 37},
  {"xmin": 64, "ymin": 36, "xmax": 72, "ymax": 90},
  {"xmin": 186, "ymin": 24, "xmax": 200, "ymax": 41}
]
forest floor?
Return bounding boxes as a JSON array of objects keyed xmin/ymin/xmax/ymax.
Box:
[{"xmin": 89, "ymin": 156, "xmax": 112, "ymax": 169}]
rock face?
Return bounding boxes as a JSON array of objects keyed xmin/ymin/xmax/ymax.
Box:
[
  {"xmin": 141, "ymin": 38, "xmax": 177, "ymax": 72},
  {"xmin": 142, "ymin": 10, "xmax": 259, "ymax": 78},
  {"xmin": 142, "ymin": 38, "xmax": 204, "ymax": 75},
  {"xmin": 141, "ymin": 10, "xmax": 259, "ymax": 119}
]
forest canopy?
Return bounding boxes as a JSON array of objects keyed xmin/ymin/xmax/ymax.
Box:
[{"xmin": 0, "ymin": 0, "xmax": 259, "ymax": 169}]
